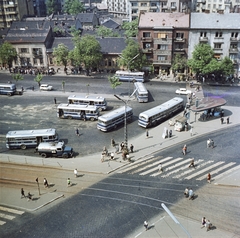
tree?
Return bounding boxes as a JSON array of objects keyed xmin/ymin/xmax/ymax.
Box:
[
  {"xmin": 108, "ymin": 75, "xmax": 122, "ymax": 93},
  {"xmin": 96, "ymin": 26, "xmax": 120, "ymax": 37},
  {"xmin": 12, "ymin": 73, "xmax": 24, "ymax": 84},
  {"xmin": 46, "ymin": 0, "xmax": 60, "ymax": 15},
  {"xmin": 122, "ymin": 18, "xmax": 138, "ymax": 38},
  {"xmin": 219, "ymin": 57, "xmax": 234, "ymax": 76},
  {"xmin": 73, "ymin": 35, "xmax": 102, "ymax": 76},
  {"xmin": 172, "ymin": 54, "xmax": 187, "ymax": 74},
  {"xmin": 0, "ymin": 42, "xmax": 17, "ymax": 68},
  {"xmin": 118, "ymin": 39, "xmax": 148, "ymax": 71},
  {"xmin": 34, "ymin": 74, "xmax": 43, "ymax": 87},
  {"xmin": 53, "ymin": 43, "xmax": 69, "ymax": 70},
  {"xmin": 64, "ymin": 0, "xmax": 84, "ymax": 14}
]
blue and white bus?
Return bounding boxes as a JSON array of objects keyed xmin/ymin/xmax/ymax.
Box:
[
  {"xmin": 115, "ymin": 70, "xmax": 145, "ymax": 83},
  {"xmin": 6, "ymin": 128, "xmax": 58, "ymax": 150},
  {"xmin": 68, "ymin": 95, "xmax": 107, "ymax": 111},
  {"xmin": 57, "ymin": 104, "xmax": 99, "ymax": 121},
  {"xmin": 134, "ymin": 82, "xmax": 148, "ymax": 102},
  {"xmin": 138, "ymin": 97, "xmax": 184, "ymax": 128},
  {"xmin": 0, "ymin": 83, "xmax": 16, "ymax": 96},
  {"xmin": 97, "ymin": 106, "xmax": 133, "ymax": 132}
]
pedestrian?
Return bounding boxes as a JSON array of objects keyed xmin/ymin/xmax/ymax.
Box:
[
  {"xmin": 43, "ymin": 178, "xmax": 49, "ymax": 188},
  {"xmin": 184, "ymin": 187, "xmax": 189, "ymax": 198},
  {"xmin": 189, "ymin": 158, "xmax": 196, "ymax": 168},
  {"xmin": 111, "ymin": 138, "xmax": 115, "ymax": 147},
  {"xmin": 146, "ymin": 129, "xmax": 149, "ymax": 138},
  {"xmin": 205, "ymin": 220, "xmax": 212, "ymax": 231},
  {"xmin": 190, "ymin": 127, "xmax": 193, "ymax": 136},
  {"xmin": 101, "ymin": 153, "xmax": 104, "ymax": 163},
  {"xmin": 120, "ymin": 142, "xmax": 124, "ymax": 151},
  {"xmin": 220, "ymin": 117, "xmax": 224, "ymax": 124},
  {"xmin": 130, "ymin": 144, "xmax": 134, "ymax": 153},
  {"xmin": 21, "ymin": 188, "xmax": 25, "ymax": 198},
  {"xmin": 103, "ymin": 146, "xmax": 108, "ymax": 156},
  {"xmin": 188, "ymin": 188, "xmax": 194, "ymax": 200},
  {"xmin": 54, "ymin": 97, "xmax": 57, "ymax": 104},
  {"xmin": 168, "ymin": 129, "xmax": 172, "ymax": 138},
  {"xmin": 21, "ymin": 86, "xmax": 24, "ymax": 92},
  {"xmin": 182, "ymin": 145, "xmax": 187, "ymax": 155},
  {"xmin": 227, "ymin": 117, "xmax": 230, "ymax": 124},
  {"xmin": 110, "ymin": 152, "xmax": 114, "ymax": 160},
  {"xmin": 74, "ymin": 168, "xmax": 78, "ymax": 178},
  {"xmin": 158, "ymin": 163, "xmax": 163, "ymax": 173},
  {"xmin": 27, "ymin": 192, "xmax": 32, "ymax": 201},
  {"xmin": 143, "ymin": 221, "xmax": 148, "ymax": 231},
  {"xmin": 67, "ymin": 178, "xmax": 71, "ymax": 187},
  {"xmin": 32, "ymin": 86, "xmax": 34, "ymax": 91},
  {"xmin": 75, "ymin": 128, "xmax": 80, "ymax": 136},
  {"xmin": 201, "ymin": 217, "xmax": 206, "ymax": 228},
  {"xmin": 207, "ymin": 173, "xmax": 211, "ymax": 183}
]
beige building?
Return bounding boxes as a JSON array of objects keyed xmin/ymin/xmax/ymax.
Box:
[{"xmin": 0, "ymin": 0, "xmax": 34, "ymax": 29}]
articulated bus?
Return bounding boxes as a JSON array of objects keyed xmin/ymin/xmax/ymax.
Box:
[
  {"xmin": 57, "ymin": 104, "xmax": 99, "ymax": 121},
  {"xmin": 0, "ymin": 83, "xmax": 16, "ymax": 96},
  {"xmin": 68, "ymin": 95, "xmax": 107, "ymax": 111},
  {"xmin": 115, "ymin": 71, "xmax": 145, "ymax": 83},
  {"xmin": 97, "ymin": 106, "xmax": 133, "ymax": 132},
  {"xmin": 138, "ymin": 97, "xmax": 184, "ymax": 128},
  {"xmin": 134, "ymin": 82, "xmax": 148, "ymax": 102},
  {"xmin": 6, "ymin": 128, "xmax": 58, "ymax": 150}
]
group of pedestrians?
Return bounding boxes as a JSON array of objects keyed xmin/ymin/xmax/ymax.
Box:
[
  {"xmin": 201, "ymin": 217, "xmax": 212, "ymax": 231},
  {"xmin": 184, "ymin": 187, "xmax": 194, "ymax": 200}
]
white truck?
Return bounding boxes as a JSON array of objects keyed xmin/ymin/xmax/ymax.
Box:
[{"xmin": 37, "ymin": 141, "xmax": 73, "ymax": 158}]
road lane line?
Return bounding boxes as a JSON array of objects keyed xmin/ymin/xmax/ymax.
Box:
[{"xmin": 0, "ymin": 206, "xmax": 24, "ymax": 215}]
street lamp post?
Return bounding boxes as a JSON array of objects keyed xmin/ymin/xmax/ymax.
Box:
[
  {"xmin": 119, "ymin": 53, "xmax": 139, "ymax": 97},
  {"xmin": 114, "ymin": 95, "xmax": 128, "ymax": 152}
]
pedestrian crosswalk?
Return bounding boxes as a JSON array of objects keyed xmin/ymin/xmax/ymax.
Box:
[
  {"xmin": 117, "ymin": 155, "xmax": 239, "ymax": 182},
  {"xmin": 0, "ymin": 206, "xmax": 24, "ymax": 226}
]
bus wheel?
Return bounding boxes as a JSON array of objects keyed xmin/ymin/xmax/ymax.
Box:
[
  {"xmin": 90, "ymin": 117, "xmax": 95, "ymax": 121},
  {"xmin": 7, "ymin": 92, "xmax": 11, "ymax": 96},
  {"xmin": 41, "ymin": 153, "xmax": 47, "ymax": 158},
  {"xmin": 20, "ymin": 144, "xmax": 27, "ymax": 150},
  {"xmin": 62, "ymin": 154, "xmax": 68, "ymax": 159},
  {"xmin": 68, "ymin": 116, "xmax": 72, "ymax": 119}
]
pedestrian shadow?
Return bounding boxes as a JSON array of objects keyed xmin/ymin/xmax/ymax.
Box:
[
  {"xmin": 76, "ymin": 174, "xmax": 84, "ymax": 178},
  {"xmin": 32, "ymin": 197, "xmax": 40, "ymax": 201},
  {"xmin": 48, "ymin": 183, "xmax": 55, "ymax": 188},
  {"xmin": 210, "ymin": 225, "xmax": 217, "ymax": 231},
  {"xmin": 68, "ymin": 183, "xmax": 77, "ymax": 187},
  {"xmin": 147, "ymin": 225, "xmax": 155, "ymax": 230}
]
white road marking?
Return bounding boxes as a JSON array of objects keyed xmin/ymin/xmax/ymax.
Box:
[
  {"xmin": 0, "ymin": 206, "xmax": 24, "ymax": 215},
  {"xmin": 213, "ymin": 164, "xmax": 240, "ymax": 180}
]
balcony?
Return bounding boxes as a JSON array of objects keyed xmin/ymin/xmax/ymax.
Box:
[
  {"xmin": 171, "ymin": 6, "xmax": 177, "ymax": 10},
  {"xmin": 213, "ymin": 48, "xmax": 223, "ymax": 53},
  {"xmin": 141, "ymin": 37, "xmax": 153, "ymax": 42},
  {"xmin": 230, "ymin": 37, "xmax": 239, "ymax": 42},
  {"xmin": 229, "ymin": 48, "xmax": 239, "ymax": 53},
  {"xmin": 197, "ymin": 0, "xmax": 206, "ymax": 3},
  {"xmin": 153, "ymin": 60, "xmax": 171, "ymax": 65},
  {"xmin": 174, "ymin": 38, "xmax": 185, "ymax": 43},
  {"xmin": 162, "ymin": 5, "xmax": 168, "ymax": 10},
  {"xmin": 199, "ymin": 36, "xmax": 208, "ymax": 42},
  {"xmin": 142, "ymin": 48, "xmax": 153, "ymax": 53},
  {"xmin": 174, "ymin": 48, "xmax": 185, "ymax": 53}
]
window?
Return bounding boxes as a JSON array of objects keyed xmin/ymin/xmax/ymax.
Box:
[
  {"xmin": 175, "ymin": 43, "xmax": 183, "ymax": 49},
  {"xmin": 108, "ymin": 59, "xmax": 112, "ymax": 66},
  {"xmin": 132, "ymin": 2, "xmax": 137, "ymax": 7},
  {"xmin": 157, "ymin": 44, "xmax": 168, "ymax": 50},
  {"xmin": 230, "ymin": 44, "xmax": 237, "ymax": 49},
  {"xmin": 213, "ymin": 4, "xmax": 216, "ymax": 8},
  {"xmin": 214, "ymin": 43, "xmax": 222, "ymax": 49},
  {"xmin": 32, "ymin": 48, "xmax": 43, "ymax": 55},
  {"xmin": 141, "ymin": 3, "xmax": 147, "ymax": 7},
  {"xmin": 157, "ymin": 33, "xmax": 167, "ymax": 39},
  {"xmin": 143, "ymin": 32, "xmax": 151, "ymax": 37},
  {"xmin": 132, "ymin": 9, "xmax": 137, "ymax": 14},
  {"xmin": 19, "ymin": 48, "xmax": 29, "ymax": 53},
  {"xmin": 157, "ymin": 55, "xmax": 167, "ymax": 61},
  {"xmin": 176, "ymin": 32, "xmax": 184, "ymax": 39},
  {"xmin": 200, "ymin": 32, "xmax": 207, "ymax": 37},
  {"xmin": 151, "ymin": 2, "xmax": 157, "ymax": 6},
  {"xmin": 171, "ymin": 2, "xmax": 176, "ymax": 7},
  {"xmin": 215, "ymin": 32, "xmax": 222, "ymax": 37},
  {"xmin": 229, "ymin": 54, "xmax": 237, "ymax": 60},
  {"xmin": 144, "ymin": 43, "xmax": 151, "ymax": 48},
  {"xmin": 231, "ymin": 32, "xmax": 238, "ymax": 38}
]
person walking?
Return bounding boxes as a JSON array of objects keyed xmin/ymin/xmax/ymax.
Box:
[
  {"xmin": 27, "ymin": 192, "xmax": 32, "ymax": 201},
  {"xmin": 43, "ymin": 178, "xmax": 49, "ymax": 188},
  {"xmin": 188, "ymin": 188, "xmax": 194, "ymax": 200},
  {"xmin": 111, "ymin": 138, "xmax": 115, "ymax": 147},
  {"xmin": 21, "ymin": 188, "xmax": 25, "ymax": 198},
  {"xmin": 184, "ymin": 187, "xmax": 189, "ymax": 198},
  {"xmin": 158, "ymin": 163, "xmax": 163, "ymax": 173},
  {"xmin": 169, "ymin": 129, "xmax": 172, "ymax": 138},
  {"xmin": 143, "ymin": 221, "xmax": 148, "ymax": 231},
  {"xmin": 227, "ymin": 117, "xmax": 230, "ymax": 124},
  {"xmin": 182, "ymin": 145, "xmax": 187, "ymax": 155},
  {"xmin": 188, "ymin": 158, "xmax": 196, "ymax": 168},
  {"xmin": 101, "ymin": 153, "xmax": 104, "ymax": 163},
  {"xmin": 75, "ymin": 128, "xmax": 80, "ymax": 136},
  {"xmin": 54, "ymin": 97, "xmax": 57, "ymax": 104},
  {"xmin": 220, "ymin": 117, "xmax": 224, "ymax": 124},
  {"xmin": 201, "ymin": 217, "xmax": 206, "ymax": 228},
  {"xmin": 190, "ymin": 127, "xmax": 193, "ymax": 136},
  {"xmin": 74, "ymin": 168, "xmax": 78, "ymax": 178},
  {"xmin": 207, "ymin": 173, "xmax": 211, "ymax": 183},
  {"xmin": 146, "ymin": 129, "xmax": 149, "ymax": 138},
  {"xmin": 67, "ymin": 178, "xmax": 71, "ymax": 187},
  {"xmin": 110, "ymin": 152, "xmax": 114, "ymax": 160},
  {"xmin": 130, "ymin": 144, "xmax": 134, "ymax": 153}
]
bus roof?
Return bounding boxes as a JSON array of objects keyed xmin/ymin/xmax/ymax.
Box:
[
  {"xmin": 115, "ymin": 71, "xmax": 145, "ymax": 76},
  {"xmin": 58, "ymin": 103, "xmax": 98, "ymax": 110},
  {"xmin": 134, "ymin": 82, "xmax": 147, "ymax": 93},
  {"xmin": 98, "ymin": 106, "xmax": 132, "ymax": 122},
  {"xmin": 139, "ymin": 97, "xmax": 183, "ymax": 118},
  {"xmin": 6, "ymin": 128, "xmax": 56, "ymax": 138},
  {"xmin": 68, "ymin": 95, "xmax": 105, "ymax": 101},
  {"xmin": 0, "ymin": 83, "xmax": 16, "ymax": 88}
]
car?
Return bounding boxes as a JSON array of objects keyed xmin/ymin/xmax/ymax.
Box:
[
  {"xmin": 175, "ymin": 88, "xmax": 192, "ymax": 95},
  {"xmin": 40, "ymin": 84, "xmax": 53, "ymax": 91}
]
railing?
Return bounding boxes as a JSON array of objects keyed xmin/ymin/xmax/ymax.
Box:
[
  {"xmin": 141, "ymin": 37, "xmax": 153, "ymax": 42},
  {"xmin": 199, "ymin": 37, "xmax": 208, "ymax": 42}
]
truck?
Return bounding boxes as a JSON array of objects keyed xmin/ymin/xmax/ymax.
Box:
[{"xmin": 37, "ymin": 141, "xmax": 73, "ymax": 158}]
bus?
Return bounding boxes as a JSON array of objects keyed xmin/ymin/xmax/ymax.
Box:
[
  {"xmin": 68, "ymin": 95, "xmax": 107, "ymax": 111},
  {"xmin": 115, "ymin": 70, "xmax": 145, "ymax": 83},
  {"xmin": 134, "ymin": 82, "xmax": 148, "ymax": 102},
  {"xmin": 138, "ymin": 97, "xmax": 184, "ymax": 128},
  {"xmin": 0, "ymin": 83, "xmax": 16, "ymax": 96},
  {"xmin": 57, "ymin": 104, "xmax": 99, "ymax": 121},
  {"xmin": 97, "ymin": 106, "xmax": 133, "ymax": 132},
  {"xmin": 6, "ymin": 128, "xmax": 58, "ymax": 150}
]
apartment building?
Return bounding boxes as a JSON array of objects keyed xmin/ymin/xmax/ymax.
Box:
[
  {"xmin": 138, "ymin": 12, "xmax": 189, "ymax": 75},
  {"xmin": 0, "ymin": 0, "xmax": 34, "ymax": 29},
  {"xmin": 102, "ymin": 0, "xmax": 129, "ymax": 19},
  {"xmin": 189, "ymin": 13, "xmax": 240, "ymax": 75}
]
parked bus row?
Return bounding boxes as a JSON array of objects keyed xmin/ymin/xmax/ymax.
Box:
[{"xmin": 0, "ymin": 83, "xmax": 23, "ymax": 96}]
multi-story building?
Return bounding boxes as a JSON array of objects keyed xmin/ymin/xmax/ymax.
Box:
[
  {"xmin": 0, "ymin": 0, "xmax": 34, "ymax": 29},
  {"xmin": 138, "ymin": 12, "xmax": 189, "ymax": 75},
  {"xmin": 102, "ymin": 0, "xmax": 129, "ymax": 19},
  {"xmin": 189, "ymin": 13, "xmax": 240, "ymax": 76}
]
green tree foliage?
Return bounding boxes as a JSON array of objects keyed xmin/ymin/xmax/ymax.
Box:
[
  {"xmin": 70, "ymin": 26, "xmax": 81, "ymax": 37},
  {"xmin": 219, "ymin": 57, "xmax": 234, "ymax": 76},
  {"xmin": 122, "ymin": 18, "xmax": 138, "ymax": 38},
  {"xmin": 172, "ymin": 54, "xmax": 187, "ymax": 73},
  {"xmin": 34, "ymin": 74, "xmax": 43, "ymax": 87},
  {"xmin": 46, "ymin": 0, "xmax": 60, "ymax": 15},
  {"xmin": 118, "ymin": 39, "xmax": 148, "ymax": 71},
  {"xmin": 53, "ymin": 43, "xmax": 69, "ymax": 70},
  {"xmin": 108, "ymin": 75, "xmax": 122, "ymax": 91},
  {"xmin": 64, "ymin": 0, "xmax": 84, "ymax": 14},
  {"xmin": 73, "ymin": 35, "xmax": 102, "ymax": 75},
  {"xmin": 0, "ymin": 42, "xmax": 17, "ymax": 68},
  {"xmin": 96, "ymin": 26, "xmax": 120, "ymax": 37},
  {"xmin": 12, "ymin": 73, "xmax": 24, "ymax": 84}
]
